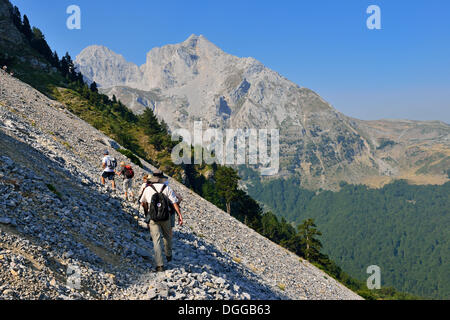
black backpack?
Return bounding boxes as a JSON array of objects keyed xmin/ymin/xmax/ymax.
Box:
[
  {"xmin": 145, "ymin": 184, "xmax": 170, "ymax": 223},
  {"xmin": 106, "ymin": 157, "xmax": 117, "ymax": 170}
]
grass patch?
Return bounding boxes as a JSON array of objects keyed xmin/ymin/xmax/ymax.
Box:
[{"xmin": 61, "ymin": 141, "xmax": 72, "ymax": 150}]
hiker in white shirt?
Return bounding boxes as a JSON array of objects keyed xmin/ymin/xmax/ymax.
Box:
[
  {"xmin": 101, "ymin": 150, "xmax": 116, "ymax": 190},
  {"xmin": 140, "ymin": 170, "xmax": 183, "ymax": 272},
  {"xmin": 138, "ymin": 171, "xmax": 183, "ymax": 227}
]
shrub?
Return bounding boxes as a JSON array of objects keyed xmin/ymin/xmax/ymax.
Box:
[{"xmin": 46, "ymin": 183, "xmax": 62, "ymax": 199}]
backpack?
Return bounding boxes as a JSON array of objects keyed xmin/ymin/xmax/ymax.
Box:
[
  {"xmin": 106, "ymin": 157, "xmax": 117, "ymax": 170},
  {"xmin": 124, "ymin": 165, "xmax": 134, "ymax": 179},
  {"xmin": 145, "ymin": 184, "xmax": 170, "ymax": 223}
]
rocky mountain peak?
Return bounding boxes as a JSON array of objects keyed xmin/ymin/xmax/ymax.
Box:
[
  {"xmin": 183, "ymin": 34, "xmax": 210, "ymax": 46},
  {"xmin": 77, "ymin": 45, "xmax": 117, "ymax": 60},
  {"xmin": 179, "ymin": 34, "xmax": 223, "ymax": 55},
  {"xmin": 75, "ymin": 36, "xmax": 450, "ymax": 190},
  {"xmin": 141, "ymin": 34, "xmax": 228, "ymax": 90},
  {"xmin": 76, "ymin": 45, "xmax": 143, "ymax": 88}
]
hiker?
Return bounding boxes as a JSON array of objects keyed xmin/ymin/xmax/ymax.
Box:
[
  {"xmin": 2, "ymin": 65, "xmax": 7, "ymax": 71},
  {"xmin": 138, "ymin": 170, "xmax": 183, "ymax": 219},
  {"xmin": 151, "ymin": 170, "xmax": 183, "ymax": 236},
  {"xmin": 140, "ymin": 170, "xmax": 183, "ymax": 272},
  {"xmin": 153, "ymin": 170, "xmax": 183, "ymax": 205},
  {"xmin": 138, "ymin": 174, "xmax": 149, "ymax": 198},
  {"xmin": 101, "ymin": 150, "xmax": 117, "ymax": 190},
  {"xmin": 137, "ymin": 171, "xmax": 167, "ymax": 204},
  {"xmin": 137, "ymin": 170, "xmax": 183, "ymax": 221},
  {"xmin": 117, "ymin": 161, "xmax": 135, "ymax": 201}
]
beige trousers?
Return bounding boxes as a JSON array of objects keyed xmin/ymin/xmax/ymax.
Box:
[{"xmin": 148, "ymin": 219, "xmax": 172, "ymax": 267}]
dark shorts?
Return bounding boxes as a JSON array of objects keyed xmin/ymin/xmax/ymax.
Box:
[{"xmin": 102, "ymin": 171, "xmax": 115, "ymax": 181}]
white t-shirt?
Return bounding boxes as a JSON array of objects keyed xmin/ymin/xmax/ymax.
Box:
[
  {"xmin": 138, "ymin": 183, "xmax": 147, "ymax": 198},
  {"xmin": 102, "ymin": 156, "xmax": 115, "ymax": 173},
  {"xmin": 140, "ymin": 183, "xmax": 178, "ymax": 205}
]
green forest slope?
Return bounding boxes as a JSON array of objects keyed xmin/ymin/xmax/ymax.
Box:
[{"xmin": 245, "ymin": 174, "xmax": 450, "ymax": 299}]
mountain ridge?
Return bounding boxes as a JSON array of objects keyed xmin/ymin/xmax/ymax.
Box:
[{"xmin": 75, "ymin": 35, "xmax": 450, "ymax": 190}]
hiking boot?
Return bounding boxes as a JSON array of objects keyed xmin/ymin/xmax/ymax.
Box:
[{"xmin": 156, "ymin": 266, "xmax": 165, "ymax": 272}]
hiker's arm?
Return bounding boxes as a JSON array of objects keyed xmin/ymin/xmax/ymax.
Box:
[
  {"xmin": 173, "ymin": 203, "xmax": 183, "ymax": 226},
  {"xmin": 142, "ymin": 202, "xmax": 149, "ymax": 215}
]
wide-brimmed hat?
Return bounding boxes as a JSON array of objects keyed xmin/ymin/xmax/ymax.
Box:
[{"xmin": 147, "ymin": 169, "xmax": 168, "ymax": 184}]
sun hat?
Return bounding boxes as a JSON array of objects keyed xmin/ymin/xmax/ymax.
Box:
[{"xmin": 147, "ymin": 169, "xmax": 168, "ymax": 184}]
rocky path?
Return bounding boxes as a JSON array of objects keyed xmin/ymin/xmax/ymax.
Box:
[{"xmin": 0, "ymin": 69, "xmax": 361, "ymax": 300}]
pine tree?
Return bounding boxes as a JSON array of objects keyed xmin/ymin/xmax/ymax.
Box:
[
  {"xmin": 60, "ymin": 55, "xmax": 69, "ymax": 77},
  {"xmin": 298, "ymin": 219, "xmax": 322, "ymax": 261},
  {"xmin": 52, "ymin": 51, "xmax": 60, "ymax": 69},
  {"xmin": 21, "ymin": 15, "xmax": 33, "ymax": 41},
  {"xmin": 11, "ymin": 6, "xmax": 22, "ymax": 29},
  {"xmin": 60, "ymin": 52, "xmax": 77, "ymax": 81},
  {"xmin": 138, "ymin": 108, "xmax": 166, "ymax": 150},
  {"xmin": 74, "ymin": 71, "xmax": 84, "ymax": 84},
  {"xmin": 32, "ymin": 27, "xmax": 44, "ymax": 40},
  {"xmin": 160, "ymin": 119, "xmax": 169, "ymax": 135},
  {"xmin": 30, "ymin": 27, "xmax": 53, "ymax": 63},
  {"xmin": 90, "ymin": 81, "xmax": 98, "ymax": 93},
  {"xmin": 215, "ymin": 166, "xmax": 240, "ymax": 214},
  {"xmin": 139, "ymin": 108, "xmax": 162, "ymax": 135}
]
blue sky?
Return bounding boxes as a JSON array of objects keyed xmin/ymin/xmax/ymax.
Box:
[{"xmin": 10, "ymin": 0, "xmax": 450, "ymax": 123}]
